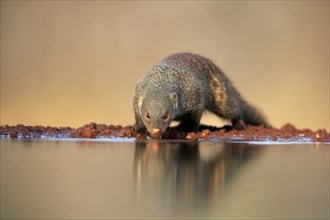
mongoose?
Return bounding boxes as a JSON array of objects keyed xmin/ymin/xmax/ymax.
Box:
[{"xmin": 133, "ymin": 52, "xmax": 268, "ymax": 138}]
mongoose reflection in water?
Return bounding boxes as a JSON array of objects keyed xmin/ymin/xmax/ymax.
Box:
[{"xmin": 133, "ymin": 52, "xmax": 268, "ymax": 138}]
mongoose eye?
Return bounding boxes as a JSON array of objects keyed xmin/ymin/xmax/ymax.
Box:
[
  {"xmin": 146, "ymin": 112, "xmax": 150, "ymax": 120},
  {"xmin": 163, "ymin": 113, "xmax": 169, "ymax": 121}
]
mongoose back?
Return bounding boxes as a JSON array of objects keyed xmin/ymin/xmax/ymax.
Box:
[{"xmin": 133, "ymin": 52, "xmax": 268, "ymax": 138}]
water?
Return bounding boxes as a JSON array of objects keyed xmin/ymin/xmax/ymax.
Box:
[{"xmin": 1, "ymin": 139, "xmax": 329, "ymax": 219}]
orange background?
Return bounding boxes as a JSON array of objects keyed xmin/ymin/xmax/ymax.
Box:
[{"xmin": 1, "ymin": 1, "xmax": 329, "ymax": 130}]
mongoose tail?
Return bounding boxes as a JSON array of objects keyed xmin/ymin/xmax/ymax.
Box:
[{"xmin": 237, "ymin": 100, "xmax": 269, "ymax": 129}]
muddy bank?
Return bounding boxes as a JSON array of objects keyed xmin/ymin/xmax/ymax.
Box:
[{"xmin": 0, "ymin": 123, "xmax": 329, "ymax": 142}]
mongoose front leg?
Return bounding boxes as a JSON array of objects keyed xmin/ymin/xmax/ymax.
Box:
[
  {"xmin": 176, "ymin": 110, "xmax": 203, "ymax": 132},
  {"xmin": 135, "ymin": 113, "xmax": 147, "ymax": 135}
]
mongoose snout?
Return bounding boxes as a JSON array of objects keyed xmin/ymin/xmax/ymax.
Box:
[{"xmin": 149, "ymin": 128, "xmax": 161, "ymax": 138}]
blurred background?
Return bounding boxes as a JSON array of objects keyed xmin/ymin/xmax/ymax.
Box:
[{"xmin": 1, "ymin": 1, "xmax": 329, "ymax": 130}]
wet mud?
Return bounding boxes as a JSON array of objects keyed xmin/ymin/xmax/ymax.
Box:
[{"xmin": 0, "ymin": 123, "xmax": 329, "ymax": 142}]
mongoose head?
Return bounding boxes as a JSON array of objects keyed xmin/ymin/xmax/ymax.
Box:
[{"xmin": 140, "ymin": 92, "xmax": 178, "ymax": 138}]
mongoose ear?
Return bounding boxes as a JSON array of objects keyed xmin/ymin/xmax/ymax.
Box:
[{"xmin": 170, "ymin": 92, "xmax": 178, "ymax": 110}]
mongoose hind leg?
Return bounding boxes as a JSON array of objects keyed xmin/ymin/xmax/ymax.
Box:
[
  {"xmin": 209, "ymin": 107, "xmax": 247, "ymax": 131},
  {"xmin": 231, "ymin": 117, "xmax": 247, "ymax": 131}
]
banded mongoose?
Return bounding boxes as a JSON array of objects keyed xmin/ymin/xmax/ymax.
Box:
[{"xmin": 133, "ymin": 52, "xmax": 268, "ymax": 138}]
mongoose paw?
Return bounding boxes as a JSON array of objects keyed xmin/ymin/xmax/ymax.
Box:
[{"xmin": 232, "ymin": 119, "xmax": 247, "ymax": 131}]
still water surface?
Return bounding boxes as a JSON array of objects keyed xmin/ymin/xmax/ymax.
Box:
[{"xmin": 1, "ymin": 139, "xmax": 329, "ymax": 219}]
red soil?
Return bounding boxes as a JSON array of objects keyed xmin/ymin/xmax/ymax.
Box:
[{"xmin": 0, "ymin": 123, "xmax": 329, "ymax": 142}]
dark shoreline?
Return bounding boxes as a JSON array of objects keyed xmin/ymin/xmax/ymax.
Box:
[{"xmin": 0, "ymin": 123, "xmax": 329, "ymax": 142}]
